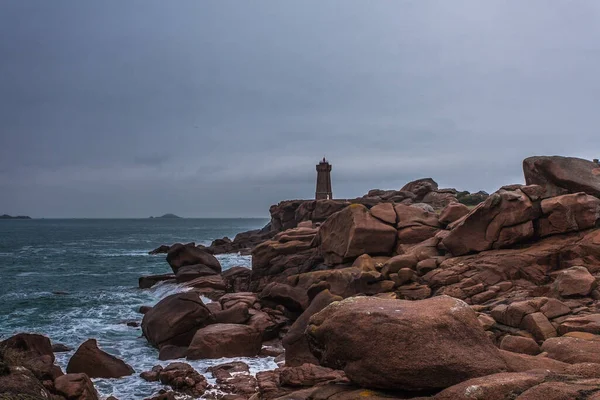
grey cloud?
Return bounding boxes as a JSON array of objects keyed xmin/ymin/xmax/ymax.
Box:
[{"xmin": 1, "ymin": 0, "xmax": 600, "ymax": 217}]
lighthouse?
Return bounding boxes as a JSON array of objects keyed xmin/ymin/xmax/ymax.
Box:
[{"xmin": 315, "ymin": 157, "xmax": 333, "ymax": 200}]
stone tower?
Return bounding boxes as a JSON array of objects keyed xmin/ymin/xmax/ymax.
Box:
[{"xmin": 316, "ymin": 157, "xmax": 333, "ymax": 200}]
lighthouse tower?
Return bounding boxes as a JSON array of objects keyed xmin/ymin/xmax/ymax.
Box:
[{"xmin": 315, "ymin": 157, "xmax": 333, "ymax": 200}]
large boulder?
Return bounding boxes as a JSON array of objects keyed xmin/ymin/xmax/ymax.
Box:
[
  {"xmin": 401, "ymin": 178, "xmax": 438, "ymax": 200},
  {"xmin": 166, "ymin": 243, "xmax": 221, "ymax": 274},
  {"xmin": 442, "ymin": 188, "xmax": 538, "ymax": 256},
  {"xmin": 283, "ymin": 289, "xmax": 342, "ymax": 367},
  {"xmin": 318, "ymin": 204, "xmax": 397, "ymax": 265},
  {"xmin": 54, "ymin": 373, "xmax": 99, "ymax": 400},
  {"xmin": 142, "ymin": 292, "xmax": 215, "ymax": 348},
  {"xmin": 187, "ymin": 324, "xmax": 262, "ymax": 360},
  {"xmin": 66, "ymin": 339, "xmax": 134, "ymax": 379},
  {"xmin": 538, "ymin": 193, "xmax": 600, "ymax": 237},
  {"xmin": 523, "ymin": 156, "xmax": 600, "ymax": 198},
  {"xmin": 306, "ymin": 296, "xmax": 508, "ymax": 391}
]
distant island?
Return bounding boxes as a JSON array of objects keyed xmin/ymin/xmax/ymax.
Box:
[
  {"xmin": 149, "ymin": 213, "xmax": 182, "ymax": 219},
  {"xmin": 0, "ymin": 214, "xmax": 32, "ymax": 220}
]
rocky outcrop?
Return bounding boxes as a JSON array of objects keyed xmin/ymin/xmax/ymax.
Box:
[
  {"xmin": 251, "ymin": 227, "xmax": 322, "ymax": 290},
  {"xmin": 523, "ymin": 155, "xmax": 600, "ymax": 197},
  {"xmin": 306, "ymin": 296, "xmax": 508, "ymax": 391},
  {"xmin": 141, "ymin": 292, "xmax": 215, "ymax": 348},
  {"xmin": 66, "ymin": 339, "xmax": 134, "ymax": 379}
]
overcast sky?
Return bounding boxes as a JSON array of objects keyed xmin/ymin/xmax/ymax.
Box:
[{"xmin": 1, "ymin": 1, "xmax": 600, "ymax": 217}]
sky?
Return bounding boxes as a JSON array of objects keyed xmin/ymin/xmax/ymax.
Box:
[{"xmin": 1, "ymin": 1, "xmax": 600, "ymax": 218}]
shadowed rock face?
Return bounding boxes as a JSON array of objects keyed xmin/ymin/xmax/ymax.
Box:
[
  {"xmin": 66, "ymin": 339, "xmax": 134, "ymax": 379},
  {"xmin": 523, "ymin": 156, "xmax": 600, "ymax": 198},
  {"xmin": 306, "ymin": 296, "xmax": 508, "ymax": 391},
  {"xmin": 141, "ymin": 292, "xmax": 215, "ymax": 349}
]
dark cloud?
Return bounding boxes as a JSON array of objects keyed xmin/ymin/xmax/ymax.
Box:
[{"xmin": 1, "ymin": 1, "xmax": 600, "ymax": 217}]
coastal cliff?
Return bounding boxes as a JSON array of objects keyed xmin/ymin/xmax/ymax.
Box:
[{"xmin": 4, "ymin": 155, "xmax": 600, "ymax": 399}]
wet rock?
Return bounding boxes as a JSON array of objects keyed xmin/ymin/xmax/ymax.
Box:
[
  {"xmin": 166, "ymin": 243, "xmax": 221, "ymax": 274},
  {"xmin": 149, "ymin": 244, "xmax": 171, "ymax": 255},
  {"xmin": 0, "ymin": 333, "xmax": 62, "ymax": 381},
  {"xmin": 141, "ymin": 292, "xmax": 215, "ymax": 348},
  {"xmin": 175, "ymin": 264, "xmax": 219, "ymax": 283},
  {"xmin": 66, "ymin": 339, "xmax": 134, "ymax": 379},
  {"xmin": 306, "ymin": 296, "xmax": 508, "ymax": 391},
  {"xmin": 139, "ymin": 274, "xmax": 175, "ymax": 289},
  {"xmin": 0, "ymin": 367, "xmax": 57, "ymax": 399},
  {"xmin": 187, "ymin": 324, "xmax": 262, "ymax": 360},
  {"xmin": 52, "ymin": 343, "xmax": 71, "ymax": 353},
  {"xmin": 139, "ymin": 305, "xmax": 152, "ymax": 314},
  {"xmin": 54, "ymin": 373, "xmax": 99, "ymax": 400},
  {"xmin": 183, "ymin": 274, "xmax": 227, "ymax": 300},
  {"xmin": 157, "ymin": 363, "xmax": 208, "ymax": 398},
  {"xmin": 158, "ymin": 345, "xmax": 187, "ymax": 361},
  {"xmin": 208, "ymin": 362, "xmax": 257, "ymax": 398}
]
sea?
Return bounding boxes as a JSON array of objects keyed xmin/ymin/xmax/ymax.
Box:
[{"xmin": 0, "ymin": 218, "xmax": 276, "ymax": 399}]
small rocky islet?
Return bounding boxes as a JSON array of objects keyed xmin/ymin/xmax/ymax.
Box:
[{"xmin": 3, "ymin": 155, "xmax": 600, "ymax": 399}]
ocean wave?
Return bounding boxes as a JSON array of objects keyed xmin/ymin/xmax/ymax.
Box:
[{"xmin": 216, "ymin": 253, "xmax": 252, "ymax": 269}]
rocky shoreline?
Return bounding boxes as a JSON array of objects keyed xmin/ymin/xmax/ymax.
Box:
[{"xmin": 3, "ymin": 155, "xmax": 600, "ymax": 399}]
